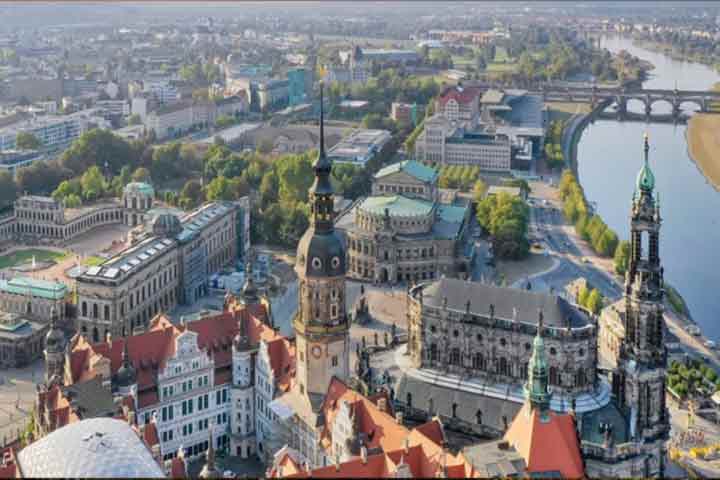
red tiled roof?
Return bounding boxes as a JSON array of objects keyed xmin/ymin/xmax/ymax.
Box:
[
  {"xmin": 504, "ymin": 403, "xmax": 584, "ymax": 479},
  {"xmin": 67, "ymin": 299, "xmax": 280, "ymax": 411},
  {"xmin": 414, "ymin": 418, "xmax": 445, "ymax": 447},
  {"xmin": 170, "ymin": 456, "xmax": 187, "ymax": 478},
  {"xmin": 438, "ymin": 86, "xmax": 481, "ymax": 106}
]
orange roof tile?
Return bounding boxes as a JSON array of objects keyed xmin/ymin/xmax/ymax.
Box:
[{"xmin": 504, "ymin": 403, "xmax": 584, "ymax": 479}]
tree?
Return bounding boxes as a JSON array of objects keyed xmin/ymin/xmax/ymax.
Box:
[
  {"xmin": 276, "ymin": 152, "xmax": 314, "ymax": 204},
  {"xmin": 215, "ymin": 115, "xmax": 235, "ymax": 129},
  {"xmin": 586, "ymin": 288, "xmax": 603, "ymax": 314},
  {"xmin": 16, "ymin": 132, "xmax": 41, "ymax": 150},
  {"xmin": 127, "ymin": 114, "xmax": 142, "ymax": 126},
  {"xmin": 64, "ymin": 193, "xmax": 82, "ymax": 208},
  {"xmin": 578, "ymin": 285, "xmax": 590, "ymax": 307},
  {"xmin": 150, "ymin": 143, "xmax": 181, "ymax": 182},
  {"xmin": 52, "ymin": 178, "xmax": 82, "ymax": 203},
  {"xmin": 0, "ymin": 171, "xmax": 17, "ymax": 208},
  {"xmin": 180, "ymin": 179, "xmax": 203, "ymax": 208},
  {"xmin": 259, "ymin": 170, "xmax": 279, "ymax": 208},
  {"xmin": 132, "ymin": 167, "xmax": 152, "ymax": 183},
  {"xmin": 80, "ymin": 166, "xmax": 105, "ymax": 201},
  {"xmin": 60, "ymin": 129, "xmax": 137, "ymax": 175},
  {"xmin": 205, "ymin": 176, "xmax": 234, "ymax": 201},
  {"xmin": 614, "ymin": 240, "xmax": 630, "ymax": 275}
]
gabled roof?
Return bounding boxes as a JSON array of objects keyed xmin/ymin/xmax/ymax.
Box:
[
  {"xmin": 374, "ymin": 160, "xmax": 438, "ymax": 184},
  {"xmin": 67, "ymin": 298, "xmax": 282, "ymax": 410},
  {"xmin": 438, "ymin": 85, "xmax": 482, "ymax": 106},
  {"xmin": 504, "ymin": 403, "xmax": 584, "ymax": 479}
]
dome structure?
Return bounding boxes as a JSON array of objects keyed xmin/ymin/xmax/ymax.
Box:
[
  {"xmin": 44, "ymin": 306, "xmax": 66, "ymax": 354},
  {"xmin": 123, "ymin": 182, "xmax": 155, "ymax": 197},
  {"xmin": 151, "ymin": 212, "xmax": 182, "ymax": 238},
  {"xmin": 115, "ymin": 340, "xmax": 136, "ymax": 388}
]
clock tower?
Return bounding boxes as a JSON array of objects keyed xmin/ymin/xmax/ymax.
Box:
[{"xmin": 293, "ymin": 83, "xmax": 350, "ymax": 408}]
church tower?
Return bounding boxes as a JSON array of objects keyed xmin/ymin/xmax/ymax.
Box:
[
  {"xmin": 44, "ymin": 306, "xmax": 66, "ymax": 385},
  {"xmin": 293, "ymin": 83, "xmax": 350, "ymax": 407},
  {"xmin": 614, "ymin": 133, "xmax": 669, "ymax": 476}
]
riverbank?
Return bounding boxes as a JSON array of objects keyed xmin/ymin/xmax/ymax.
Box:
[
  {"xmin": 633, "ymin": 38, "xmax": 720, "ymax": 73},
  {"xmin": 687, "ymin": 113, "xmax": 720, "ymax": 191}
]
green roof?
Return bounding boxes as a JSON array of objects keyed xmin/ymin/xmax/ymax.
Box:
[
  {"xmin": 374, "ymin": 160, "xmax": 438, "ymax": 184},
  {"xmin": 437, "ymin": 204, "xmax": 467, "ymax": 224},
  {"xmin": 0, "ymin": 277, "xmax": 68, "ymax": 300},
  {"xmin": 359, "ymin": 195, "xmax": 434, "ymax": 217},
  {"xmin": 124, "ymin": 182, "xmax": 155, "ymax": 196}
]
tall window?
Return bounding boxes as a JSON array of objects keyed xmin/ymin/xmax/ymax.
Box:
[{"xmin": 450, "ymin": 348, "xmax": 461, "ymax": 366}]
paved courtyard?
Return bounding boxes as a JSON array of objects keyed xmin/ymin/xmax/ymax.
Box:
[{"xmin": 0, "ymin": 359, "xmax": 44, "ymax": 447}]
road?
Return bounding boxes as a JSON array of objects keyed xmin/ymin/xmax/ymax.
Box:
[{"xmin": 526, "ymin": 199, "xmax": 622, "ymax": 300}]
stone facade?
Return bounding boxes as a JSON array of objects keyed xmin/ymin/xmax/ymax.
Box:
[
  {"xmin": 76, "ymin": 202, "xmax": 241, "ymax": 341},
  {"xmin": 0, "ymin": 312, "xmax": 47, "ymax": 368},
  {"xmin": 336, "ymin": 160, "xmax": 471, "ymax": 285},
  {"xmin": 407, "ymin": 278, "xmax": 598, "ymax": 397}
]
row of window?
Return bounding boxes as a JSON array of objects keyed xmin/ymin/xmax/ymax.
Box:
[{"xmin": 159, "ymin": 388, "xmax": 229, "ymax": 422}]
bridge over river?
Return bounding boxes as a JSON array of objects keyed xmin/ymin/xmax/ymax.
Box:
[{"xmin": 469, "ymin": 81, "xmax": 720, "ymax": 120}]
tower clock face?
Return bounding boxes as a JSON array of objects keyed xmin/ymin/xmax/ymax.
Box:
[{"xmin": 311, "ymin": 345, "xmax": 322, "ymax": 358}]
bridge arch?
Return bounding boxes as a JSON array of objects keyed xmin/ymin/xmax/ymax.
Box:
[
  {"xmin": 649, "ymin": 98, "xmax": 675, "ymax": 115},
  {"xmin": 626, "ymin": 97, "xmax": 648, "ymax": 114},
  {"xmin": 678, "ymin": 99, "xmax": 704, "ymax": 113}
]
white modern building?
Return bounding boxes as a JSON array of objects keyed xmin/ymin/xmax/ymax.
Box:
[{"xmin": 327, "ymin": 129, "xmax": 392, "ymax": 167}]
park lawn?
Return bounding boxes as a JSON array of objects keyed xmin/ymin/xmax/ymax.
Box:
[
  {"xmin": 0, "ymin": 249, "xmax": 67, "ymax": 269},
  {"xmin": 81, "ymin": 256, "xmax": 105, "ymax": 267},
  {"xmin": 486, "ymin": 62, "xmax": 517, "ymax": 73}
]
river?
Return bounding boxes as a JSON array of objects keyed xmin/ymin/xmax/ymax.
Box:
[{"xmin": 576, "ymin": 35, "xmax": 720, "ymax": 340}]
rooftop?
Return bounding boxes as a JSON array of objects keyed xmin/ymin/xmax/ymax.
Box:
[
  {"xmin": 0, "ymin": 276, "xmax": 67, "ymax": 300},
  {"xmin": 419, "ymin": 278, "xmax": 590, "ymax": 328},
  {"xmin": 481, "ymin": 89, "xmax": 505, "ymax": 104},
  {"xmin": 358, "ymin": 195, "xmax": 434, "ymax": 218},
  {"xmin": 374, "ymin": 159, "xmax": 438, "ymax": 184},
  {"xmin": 16, "ymin": 418, "xmax": 165, "ymax": 478}
]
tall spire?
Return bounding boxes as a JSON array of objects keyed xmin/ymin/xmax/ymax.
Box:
[
  {"xmin": 309, "ymin": 81, "xmax": 335, "ymax": 232},
  {"xmin": 636, "ymin": 132, "xmax": 655, "ymax": 193},
  {"xmin": 526, "ymin": 309, "xmax": 551, "ymax": 415}
]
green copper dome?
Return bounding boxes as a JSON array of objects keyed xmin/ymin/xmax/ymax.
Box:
[
  {"xmin": 636, "ymin": 133, "xmax": 655, "ymax": 192},
  {"xmin": 636, "ymin": 161, "xmax": 655, "ymax": 192}
]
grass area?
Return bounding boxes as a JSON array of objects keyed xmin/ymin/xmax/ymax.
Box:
[
  {"xmin": 486, "ymin": 62, "xmax": 517, "ymax": 73},
  {"xmin": 0, "ymin": 249, "xmax": 67, "ymax": 269},
  {"xmin": 81, "ymin": 256, "xmax": 105, "ymax": 267},
  {"xmin": 666, "ymin": 284, "xmax": 692, "ymax": 318},
  {"xmin": 545, "ymin": 102, "xmax": 592, "ymax": 122}
]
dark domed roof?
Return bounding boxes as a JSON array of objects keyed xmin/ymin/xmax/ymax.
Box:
[
  {"xmin": 115, "ymin": 341, "xmax": 136, "ymax": 388},
  {"xmin": 151, "ymin": 213, "xmax": 182, "ymax": 238},
  {"xmin": 296, "ymin": 227, "xmax": 346, "ymax": 277},
  {"xmin": 45, "ymin": 307, "xmax": 65, "ymax": 353}
]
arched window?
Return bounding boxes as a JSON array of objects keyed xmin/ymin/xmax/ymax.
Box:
[
  {"xmin": 550, "ymin": 366, "xmax": 559, "ymax": 386},
  {"xmin": 406, "ymin": 392, "xmax": 412, "ymax": 409},
  {"xmin": 430, "ymin": 343, "xmax": 437, "ymax": 362},
  {"xmin": 452, "ymin": 403, "xmax": 458, "ymax": 418},
  {"xmin": 499, "ymin": 357, "xmax": 508, "ymax": 376},
  {"xmin": 450, "ymin": 348, "xmax": 461, "ymax": 366},
  {"xmin": 82, "ymin": 302, "xmax": 87, "ymax": 317},
  {"xmin": 472, "ymin": 352, "xmax": 484, "ymax": 370},
  {"xmin": 476, "ymin": 410, "xmax": 482, "ymax": 425}
]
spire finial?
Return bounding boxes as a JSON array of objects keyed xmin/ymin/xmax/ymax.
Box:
[
  {"xmin": 319, "ymin": 80, "xmax": 325, "ymax": 158},
  {"xmin": 643, "ymin": 131, "xmax": 649, "ymax": 164}
]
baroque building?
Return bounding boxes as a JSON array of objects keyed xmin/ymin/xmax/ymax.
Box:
[
  {"xmin": 335, "ymin": 160, "xmax": 472, "ymax": 284},
  {"xmin": 584, "ymin": 134, "xmax": 670, "ymax": 477},
  {"xmin": 75, "ymin": 201, "xmax": 246, "ymax": 341},
  {"xmin": 407, "ymin": 277, "xmax": 598, "ymax": 397}
]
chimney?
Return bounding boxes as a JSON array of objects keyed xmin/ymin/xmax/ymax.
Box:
[
  {"xmin": 404, "ymin": 436, "xmax": 410, "ymax": 454},
  {"xmin": 396, "ymin": 411, "xmax": 404, "ymax": 425},
  {"xmin": 377, "ymin": 397, "xmax": 387, "ymax": 413},
  {"xmin": 360, "ymin": 445, "xmax": 368, "ymax": 465}
]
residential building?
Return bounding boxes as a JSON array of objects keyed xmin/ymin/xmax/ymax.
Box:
[
  {"xmin": 0, "ymin": 150, "xmax": 46, "ymax": 177},
  {"xmin": 257, "ymin": 79, "xmax": 289, "ymax": 112},
  {"xmin": 336, "ymin": 160, "xmax": 472, "ymax": 284},
  {"xmin": 215, "ymin": 95, "xmax": 248, "ymax": 118},
  {"xmin": 436, "ymin": 85, "xmax": 482, "ymax": 123},
  {"xmin": 145, "ymin": 100, "xmax": 217, "ymax": 140},
  {"xmin": 95, "ymin": 99, "xmax": 130, "ymax": 117}
]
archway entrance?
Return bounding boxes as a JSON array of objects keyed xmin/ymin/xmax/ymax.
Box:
[{"xmin": 380, "ymin": 267, "xmax": 389, "ymax": 283}]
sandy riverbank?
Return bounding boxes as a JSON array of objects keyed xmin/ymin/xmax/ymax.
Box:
[{"xmin": 687, "ymin": 113, "xmax": 720, "ymax": 191}]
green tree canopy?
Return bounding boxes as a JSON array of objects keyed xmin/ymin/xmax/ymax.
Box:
[
  {"xmin": 132, "ymin": 167, "xmax": 152, "ymax": 183},
  {"xmin": 614, "ymin": 240, "xmax": 630, "ymax": 275},
  {"xmin": 16, "ymin": 131, "xmax": 42, "ymax": 150},
  {"xmin": 80, "ymin": 165, "xmax": 106, "ymax": 201}
]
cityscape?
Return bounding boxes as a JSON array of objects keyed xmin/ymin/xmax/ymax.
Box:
[{"xmin": 2, "ymin": 1, "xmax": 720, "ymax": 478}]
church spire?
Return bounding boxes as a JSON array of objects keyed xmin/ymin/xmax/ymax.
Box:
[
  {"xmin": 526, "ymin": 309, "xmax": 551, "ymax": 416},
  {"xmin": 309, "ymin": 82, "xmax": 335, "ymax": 233},
  {"xmin": 636, "ymin": 132, "xmax": 655, "ymax": 193}
]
